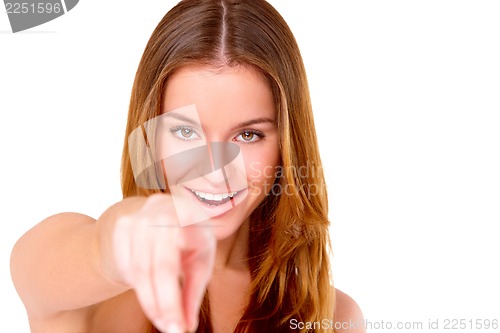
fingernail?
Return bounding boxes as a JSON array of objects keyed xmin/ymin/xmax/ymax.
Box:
[{"xmin": 165, "ymin": 322, "xmax": 183, "ymax": 333}]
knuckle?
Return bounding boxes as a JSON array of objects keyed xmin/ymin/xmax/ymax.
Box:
[
  {"xmin": 157, "ymin": 254, "xmax": 180, "ymax": 272},
  {"xmin": 132, "ymin": 256, "xmax": 150, "ymax": 276}
]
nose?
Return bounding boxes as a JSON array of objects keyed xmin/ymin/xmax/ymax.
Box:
[
  {"xmin": 202, "ymin": 142, "xmax": 240, "ymax": 184},
  {"xmin": 208, "ymin": 142, "xmax": 239, "ymax": 171},
  {"xmin": 162, "ymin": 142, "xmax": 241, "ymax": 185}
]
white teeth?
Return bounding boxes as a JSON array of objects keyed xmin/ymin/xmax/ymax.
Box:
[{"xmin": 193, "ymin": 190, "xmax": 238, "ymax": 201}]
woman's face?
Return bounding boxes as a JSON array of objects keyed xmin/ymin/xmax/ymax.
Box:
[{"xmin": 156, "ymin": 65, "xmax": 280, "ymax": 240}]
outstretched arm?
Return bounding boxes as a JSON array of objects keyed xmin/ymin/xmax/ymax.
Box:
[
  {"xmin": 10, "ymin": 197, "xmax": 144, "ymax": 331},
  {"xmin": 10, "ymin": 194, "xmax": 216, "ymax": 333}
]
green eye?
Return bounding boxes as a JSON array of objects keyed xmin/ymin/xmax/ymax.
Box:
[
  {"xmin": 180, "ymin": 128, "xmax": 194, "ymax": 138},
  {"xmin": 170, "ymin": 126, "xmax": 201, "ymax": 141}
]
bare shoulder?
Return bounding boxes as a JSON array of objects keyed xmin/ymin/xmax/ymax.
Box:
[
  {"xmin": 20, "ymin": 212, "xmax": 97, "ymax": 238},
  {"xmin": 334, "ymin": 288, "xmax": 365, "ymax": 333}
]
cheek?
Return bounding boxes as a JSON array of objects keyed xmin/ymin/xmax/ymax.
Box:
[{"xmin": 243, "ymin": 146, "xmax": 280, "ymax": 195}]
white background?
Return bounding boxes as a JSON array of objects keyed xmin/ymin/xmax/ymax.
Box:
[{"xmin": 1, "ymin": 1, "xmax": 499, "ymax": 332}]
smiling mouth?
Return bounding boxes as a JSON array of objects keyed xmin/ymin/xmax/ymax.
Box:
[{"xmin": 189, "ymin": 188, "xmax": 243, "ymax": 207}]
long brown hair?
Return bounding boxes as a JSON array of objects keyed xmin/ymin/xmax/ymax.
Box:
[{"xmin": 120, "ymin": 0, "xmax": 335, "ymax": 331}]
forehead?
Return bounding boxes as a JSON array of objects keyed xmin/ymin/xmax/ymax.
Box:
[{"xmin": 162, "ymin": 65, "xmax": 275, "ymax": 122}]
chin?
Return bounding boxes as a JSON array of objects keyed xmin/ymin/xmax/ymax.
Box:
[
  {"xmin": 209, "ymin": 193, "xmax": 265, "ymax": 241},
  {"xmin": 208, "ymin": 203, "xmax": 252, "ymax": 240}
]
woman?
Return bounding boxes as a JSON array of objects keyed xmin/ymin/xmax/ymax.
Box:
[{"xmin": 11, "ymin": 0, "xmax": 364, "ymax": 332}]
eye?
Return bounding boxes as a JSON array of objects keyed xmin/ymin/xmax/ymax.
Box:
[
  {"xmin": 234, "ymin": 130, "xmax": 264, "ymax": 143},
  {"xmin": 170, "ymin": 126, "xmax": 201, "ymax": 141},
  {"xmin": 179, "ymin": 128, "xmax": 194, "ymax": 138}
]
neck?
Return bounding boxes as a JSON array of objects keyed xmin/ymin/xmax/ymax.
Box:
[{"xmin": 213, "ymin": 218, "xmax": 250, "ymax": 272}]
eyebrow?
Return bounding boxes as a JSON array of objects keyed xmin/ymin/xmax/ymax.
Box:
[
  {"xmin": 164, "ymin": 112, "xmax": 274, "ymax": 129},
  {"xmin": 231, "ymin": 117, "xmax": 275, "ymax": 130},
  {"xmin": 163, "ymin": 112, "xmax": 200, "ymax": 126}
]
